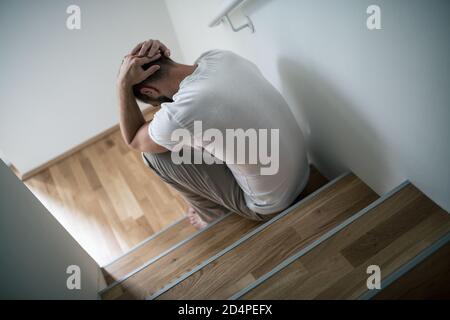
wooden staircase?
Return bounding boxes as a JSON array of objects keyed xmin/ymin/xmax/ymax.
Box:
[{"xmin": 99, "ymin": 166, "xmax": 450, "ymax": 300}]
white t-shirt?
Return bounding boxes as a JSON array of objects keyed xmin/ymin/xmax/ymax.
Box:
[{"xmin": 149, "ymin": 50, "xmax": 309, "ymax": 214}]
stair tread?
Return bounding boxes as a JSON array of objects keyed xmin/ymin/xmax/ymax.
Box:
[
  {"xmin": 158, "ymin": 173, "xmax": 378, "ymax": 300},
  {"xmin": 374, "ymin": 240, "xmax": 450, "ymax": 300},
  {"xmin": 240, "ymin": 184, "xmax": 450, "ymax": 300},
  {"xmin": 102, "ymin": 218, "xmax": 197, "ymax": 285},
  {"xmin": 101, "ymin": 165, "xmax": 328, "ymax": 300},
  {"xmin": 102, "ymin": 214, "xmax": 260, "ymax": 299}
]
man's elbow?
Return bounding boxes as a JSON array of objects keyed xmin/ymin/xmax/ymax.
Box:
[
  {"xmin": 126, "ymin": 136, "xmax": 168, "ymax": 154},
  {"xmin": 120, "ymin": 131, "xmax": 137, "ymax": 149},
  {"xmin": 126, "ymin": 137, "xmax": 142, "ymax": 151}
]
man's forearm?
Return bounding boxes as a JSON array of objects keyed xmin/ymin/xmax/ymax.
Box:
[{"xmin": 118, "ymin": 83, "xmax": 146, "ymax": 146}]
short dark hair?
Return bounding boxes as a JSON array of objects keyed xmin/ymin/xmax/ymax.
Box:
[{"xmin": 133, "ymin": 56, "xmax": 175, "ymax": 105}]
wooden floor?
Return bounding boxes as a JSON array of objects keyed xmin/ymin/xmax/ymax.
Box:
[
  {"xmin": 241, "ymin": 184, "xmax": 450, "ymax": 300},
  {"xmin": 24, "ymin": 124, "xmax": 188, "ymax": 266},
  {"xmin": 158, "ymin": 174, "xmax": 378, "ymax": 300}
]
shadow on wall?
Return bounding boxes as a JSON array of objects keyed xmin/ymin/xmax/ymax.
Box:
[{"xmin": 277, "ymin": 57, "xmax": 400, "ymax": 192}]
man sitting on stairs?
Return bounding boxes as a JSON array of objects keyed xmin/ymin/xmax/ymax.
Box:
[{"xmin": 117, "ymin": 39, "xmax": 310, "ymax": 229}]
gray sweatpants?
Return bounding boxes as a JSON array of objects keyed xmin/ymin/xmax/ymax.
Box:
[{"xmin": 142, "ymin": 151, "xmax": 275, "ymax": 222}]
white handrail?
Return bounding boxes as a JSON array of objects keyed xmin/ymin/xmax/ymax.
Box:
[
  {"xmin": 209, "ymin": 0, "xmax": 245, "ymax": 27},
  {"xmin": 208, "ymin": 0, "xmax": 255, "ymax": 33}
]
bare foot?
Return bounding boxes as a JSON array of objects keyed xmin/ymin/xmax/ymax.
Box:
[{"xmin": 186, "ymin": 208, "xmax": 208, "ymax": 230}]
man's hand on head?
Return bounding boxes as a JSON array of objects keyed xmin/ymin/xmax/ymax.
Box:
[
  {"xmin": 135, "ymin": 39, "xmax": 171, "ymax": 59},
  {"xmin": 116, "ymin": 39, "xmax": 171, "ymax": 155},
  {"xmin": 117, "ymin": 39, "xmax": 171, "ymax": 89},
  {"xmin": 117, "ymin": 54, "xmax": 161, "ymax": 89}
]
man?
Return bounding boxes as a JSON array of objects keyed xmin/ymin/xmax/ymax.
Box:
[{"xmin": 117, "ymin": 40, "xmax": 309, "ymax": 229}]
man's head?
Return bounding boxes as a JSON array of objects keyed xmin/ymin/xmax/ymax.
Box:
[{"xmin": 133, "ymin": 56, "xmax": 176, "ymax": 105}]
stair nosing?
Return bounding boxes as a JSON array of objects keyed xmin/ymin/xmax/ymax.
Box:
[
  {"xmin": 147, "ymin": 171, "xmax": 352, "ymax": 300},
  {"xmin": 229, "ymin": 180, "xmax": 410, "ymax": 300},
  {"xmin": 99, "ymin": 212, "xmax": 232, "ymax": 295},
  {"xmin": 358, "ymin": 231, "xmax": 450, "ymax": 300},
  {"xmin": 101, "ymin": 216, "xmax": 187, "ymax": 269}
]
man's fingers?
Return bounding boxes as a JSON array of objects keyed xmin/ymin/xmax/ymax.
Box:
[
  {"xmin": 154, "ymin": 40, "xmax": 170, "ymax": 57},
  {"xmin": 138, "ymin": 40, "xmax": 154, "ymax": 57},
  {"xmin": 148, "ymin": 40, "xmax": 161, "ymax": 58},
  {"xmin": 148, "ymin": 53, "xmax": 162, "ymax": 63},
  {"xmin": 134, "ymin": 56, "xmax": 152, "ymax": 65},
  {"xmin": 131, "ymin": 53, "xmax": 161, "ymax": 67},
  {"xmin": 130, "ymin": 39, "xmax": 171, "ymax": 59},
  {"xmin": 120, "ymin": 54, "xmax": 133, "ymax": 67},
  {"xmin": 143, "ymin": 65, "xmax": 160, "ymax": 78},
  {"xmin": 158, "ymin": 41, "xmax": 170, "ymax": 57},
  {"xmin": 131, "ymin": 42, "xmax": 144, "ymax": 55}
]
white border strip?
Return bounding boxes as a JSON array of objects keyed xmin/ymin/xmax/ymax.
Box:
[
  {"xmin": 102, "ymin": 217, "xmax": 186, "ymax": 268},
  {"xmin": 229, "ymin": 180, "xmax": 410, "ymax": 300},
  {"xmin": 147, "ymin": 172, "xmax": 351, "ymax": 300},
  {"xmin": 99, "ymin": 212, "xmax": 232, "ymax": 295},
  {"xmin": 359, "ymin": 231, "xmax": 450, "ymax": 300}
]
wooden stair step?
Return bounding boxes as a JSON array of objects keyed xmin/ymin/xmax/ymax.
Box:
[
  {"xmin": 102, "ymin": 214, "xmax": 259, "ymax": 300},
  {"xmin": 373, "ymin": 239, "xmax": 450, "ymax": 300},
  {"xmin": 157, "ymin": 173, "xmax": 378, "ymax": 300},
  {"xmin": 239, "ymin": 184, "xmax": 450, "ymax": 300},
  {"xmin": 100, "ymin": 165, "xmax": 328, "ymax": 300},
  {"xmin": 101, "ymin": 218, "xmax": 197, "ymax": 285}
]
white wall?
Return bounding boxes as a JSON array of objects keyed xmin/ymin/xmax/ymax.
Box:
[
  {"xmin": 0, "ymin": 0, "xmax": 182, "ymax": 174},
  {"xmin": 0, "ymin": 161, "xmax": 102, "ymax": 299},
  {"xmin": 0, "ymin": 148, "xmax": 11, "ymax": 166},
  {"xmin": 165, "ymin": 0, "xmax": 450, "ymax": 211}
]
